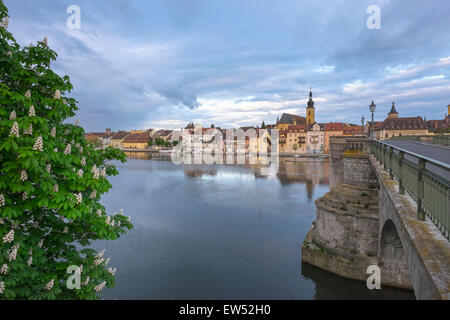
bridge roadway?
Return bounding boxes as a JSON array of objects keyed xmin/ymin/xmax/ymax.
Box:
[{"xmin": 385, "ymin": 140, "xmax": 450, "ymax": 181}]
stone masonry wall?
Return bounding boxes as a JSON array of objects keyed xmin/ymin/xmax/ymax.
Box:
[{"xmin": 343, "ymin": 155, "xmax": 378, "ymax": 188}]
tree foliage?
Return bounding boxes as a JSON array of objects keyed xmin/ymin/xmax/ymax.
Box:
[{"xmin": 0, "ymin": 2, "xmax": 132, "ymax": 299}]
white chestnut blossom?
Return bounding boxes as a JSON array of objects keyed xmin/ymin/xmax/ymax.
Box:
[
  {"xmin": 93, "ymin": 168, "xmax": 100, "ymax": 179},
  {"xmin": 27, "ymin": 256, "xmax": 32, "ymax": 266},
  {"xmin": 52, "ymin": 184, "xmax": 58, "ymax": 193},
  {"xmin": 53, "ymin": 90, "xmax": 60, "ymax": 100},
  {"xmin": 38, "ymin": 239, "xmax": 44, "ymax": 248},
  {"xmin": 54, "ymin": 148, "xmax": 58, "ymax": 152},
  {"xmin": 10, "ymin": 121, "xmax": 19, "ymax": 137},
  {"xmin": 64, "ymin": 144, "xmax": 71, "ymax": 155},
  {"xmin": 96, "ymin": 249, "xmax": 105, "ymax": 259},
  {"xmin": 89, "ymin": 190, "xmax": 97, "ymax": 199},
  {"xmin": 81, "ymin": 157, "xmax": 86, "ymax": 166},
  {"xmin": 94, "ymin": 281, "xmax": 106, "ymax": 292},
  {"xmin": 128, "ymin": 216, "xmax": 131, "ymax": 223},
  {"xmin": 100, "ymin": 168, "xmax": 106, "ymax": 177},
  {"xmin": 1, "ymin": 16, "xmax": 9, "ymax": 28},
  {"xmin": 46, "ymin": 163, "xmax": 51, "ymax": 173},
  {"xmin": 43, "ymin": 37, "xmax": 48, "ymax": 46},
  {"xmin": 96, "ymin": 209, "xmax": 102, "ymax": 217},
  {"xmin": 8, "ymin": 244, "xmax": 20, "ymax": 261},
  {"xmin": 119, "ymin": 208, "xmax": 124, "ymax": 215},
  {"xmin": 75, "ymin": 119, "xmax": 80, "ymax": 126},
  {"xmin": 0, "ymin": 264, "xmax": 8, "ymax": 275},
  {"xmin": 79, "ymin": 146, "xmax": 83, "ymax": 154},
  {"xmin": 94, "ymin": 257, "xmax": 104, "ymax": 266},
  {"xmin": 77, "ymin": 169, "xmax": 83, "ymax": 177},
  {"xmin": 9, "ymin": 110, "xmax": 16, "ymax": 120},
  {"xmin": 24, "ymin": 123, "xmax": 33, "ymax": 135},
  {"xmin": 33, "ymin": 136, "xmax": 43, "ymax": 151},
  {"xmin": 0, "ymin": 218, "xmax": 4, "ymax": 225},
  {"xmin": 0, "ymin": 194, "xmax": 5, "ymax": 207},
  {"xmin": 107, "ymin": 267, "xmax": 116, "ymax": 276},
  {"xmin": 28, "ymin": 105, "xmax": 36, "ymax": 116},
  {"xmin": 0, "ymin": 281, "xmax": 4, "ymax": 295},
  {"xmin": 3, "ymin": 229, "xmax": 14, "ymax": 243},
  {"xmin": 20, "ymin": 170, "xmax": 28, "ymax": 182},
  {"xmin": 82, "ymin": 276, "xmax": 90, "ymax": 286},
  {"xmin": 45, "ymin": 279, "xmax": 54, "ymax": 290},
  {"xmin": 25, "ymin": 90, "xmax": 31, "ymax": 98},
  {"xmin": 51, "ymin": 127, "xmax": 56, "ymax": 137},
  {"xmin": 22, "ymin": 192, "xmax": 27, "ymax": 200},
  {"xmin": 104, "ymin": 257, "xmax": 110, "ymax": 266},
  {"xmin": 62, "ymin": 226, "xmax": 68, "ymax": 234},
  {"xmin": 6, "ymin": 51, "xmax": 12, "ymax": 57},
  {"xmin": 74, "ymin": 192, "xmax": 82, "ymax": 205}
]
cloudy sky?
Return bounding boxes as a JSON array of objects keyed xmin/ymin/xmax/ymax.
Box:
[{"xmin": 5, "ymin": 0, "xmax": 450, "ymax": 131}]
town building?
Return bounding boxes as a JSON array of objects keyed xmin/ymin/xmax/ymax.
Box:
[
  {"xmin": 122, "ymin": 132, "xmax": 151, "ymax": 149},
  {"xmin": 426, "ymin": 105, "xmax": 450, "ymax": 133},
  {"xmin": 109, "ymin": 131, "xmax": 130, "ymax": 148},
  {"xmin": 276, "ymin": 113, "xmax": 307, "ymax": 130},
  {"xmin": 375, "ymin": 102, "xmax": 429, "ymax": 140},
  {"xmin": 323, "ymin": 122, "xmax": 344, "ymax": 154},
  {"xmin": 343, "ymin": 125, "xmax": 365, "ymax": 136},
  {"xmin": 152, "ymin": 130, "xmax": 174, "ymax": 147},
  {"xmin": 285, "ymin": 124, "xmax": 307, "ymax": 153},
  {"xmin": 306, "ymin": 123, "xmax": 324, "ymax": 153}
]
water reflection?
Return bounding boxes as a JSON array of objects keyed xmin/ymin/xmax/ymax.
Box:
[
  {"xmin": 125, "ymin": 152, "xmax": 329, "ymax": 201},
  {"xmin": 301, "ymin": 262, "xmax": 415, "ymax": 300},
  {"xmin": 95, "ymin": 153, "xmax": 414, "ymax": 299}
]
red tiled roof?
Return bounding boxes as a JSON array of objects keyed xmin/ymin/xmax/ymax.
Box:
[
  {"xmin": 343, "ymin": 125, "xmax": 364, "ymax": 135},
  {"xmin": 324, "ymin": 122, "xmax": 343, "ymax": 131},
  {"xmin": 287, "ymin": 124, "xmax": 306, "ymax": 133},
  {"xmin": 123, "ymin": 132, "xmax": 151, "ymax": 143},
  {"xmin": 380, "ymin": 117, "xmax": 427, "ymax": 130},
  {"xmin": 111, "ymin": 131, "xmax": 129, "ymax": 139}
]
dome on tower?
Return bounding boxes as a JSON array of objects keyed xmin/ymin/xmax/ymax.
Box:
[{"xmin": 307, "ymin": 90, "xmax": 314, "ymax": 108}]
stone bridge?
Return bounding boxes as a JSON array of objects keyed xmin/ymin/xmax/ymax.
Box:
[{"xmin": 302, "ymin": 136, "xmax": 450, "ymax": 300}]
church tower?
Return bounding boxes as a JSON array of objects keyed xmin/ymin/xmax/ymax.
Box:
[
  {"xmin": 388, "ymin": 101, "xmax": 399, "ymax": 119},
  {"xmin": 306, "ymin": 89, "xmax": 315, "ymax": 125}
]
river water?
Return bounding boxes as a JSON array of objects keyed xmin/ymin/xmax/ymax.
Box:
[{"xmin": 95, "ymin": 153, "xmax": 415, "ymax": 300}]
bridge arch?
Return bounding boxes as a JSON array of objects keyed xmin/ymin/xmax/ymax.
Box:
[{"xmin": 379, "ymin": 219, "xmax": 412, "ymax": 289}]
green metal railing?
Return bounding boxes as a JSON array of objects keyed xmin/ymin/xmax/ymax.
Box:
[
  {"xmin": 389, "ymin": 135, "xmax": 450, "ymax": 146},
  {"xmin": 372, "ymin": 140, "xmax": 450, "ymax": 240}
]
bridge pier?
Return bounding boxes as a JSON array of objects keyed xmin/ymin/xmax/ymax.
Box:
[{"xmin": 302, "ymin": 136, "xmax": 450, "ymax": 300}]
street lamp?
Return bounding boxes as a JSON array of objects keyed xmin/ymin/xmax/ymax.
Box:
[
  {"xmin": 369, "ymin": 100, "xmax": 376, "ymax": 139},
  {"xmin": 361, "ymin": 115, "xmax": 365, "ymax": 136}
]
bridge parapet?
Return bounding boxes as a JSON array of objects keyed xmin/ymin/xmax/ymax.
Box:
[{"xmin": 372, "ymin": 139, "xmax": 450, "ymax": 240}]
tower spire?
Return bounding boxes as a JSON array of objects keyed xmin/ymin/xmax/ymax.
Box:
[{"xmin": 306, "ymin": 89, "xmax": 315, "ymax": 125}]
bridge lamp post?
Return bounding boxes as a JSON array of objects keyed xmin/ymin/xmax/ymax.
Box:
[
  {"xmin": 369, "ymin": 101, "xmax": 376, "ymax": 139},
  {"xmin": 361, "ymin": 116, "xmax": 365, "ymax": 136}
]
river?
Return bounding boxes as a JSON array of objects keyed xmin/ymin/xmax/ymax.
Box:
[{"xmin": 94, "ymin": 153, "xmax": 415, "ymax": 299}]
